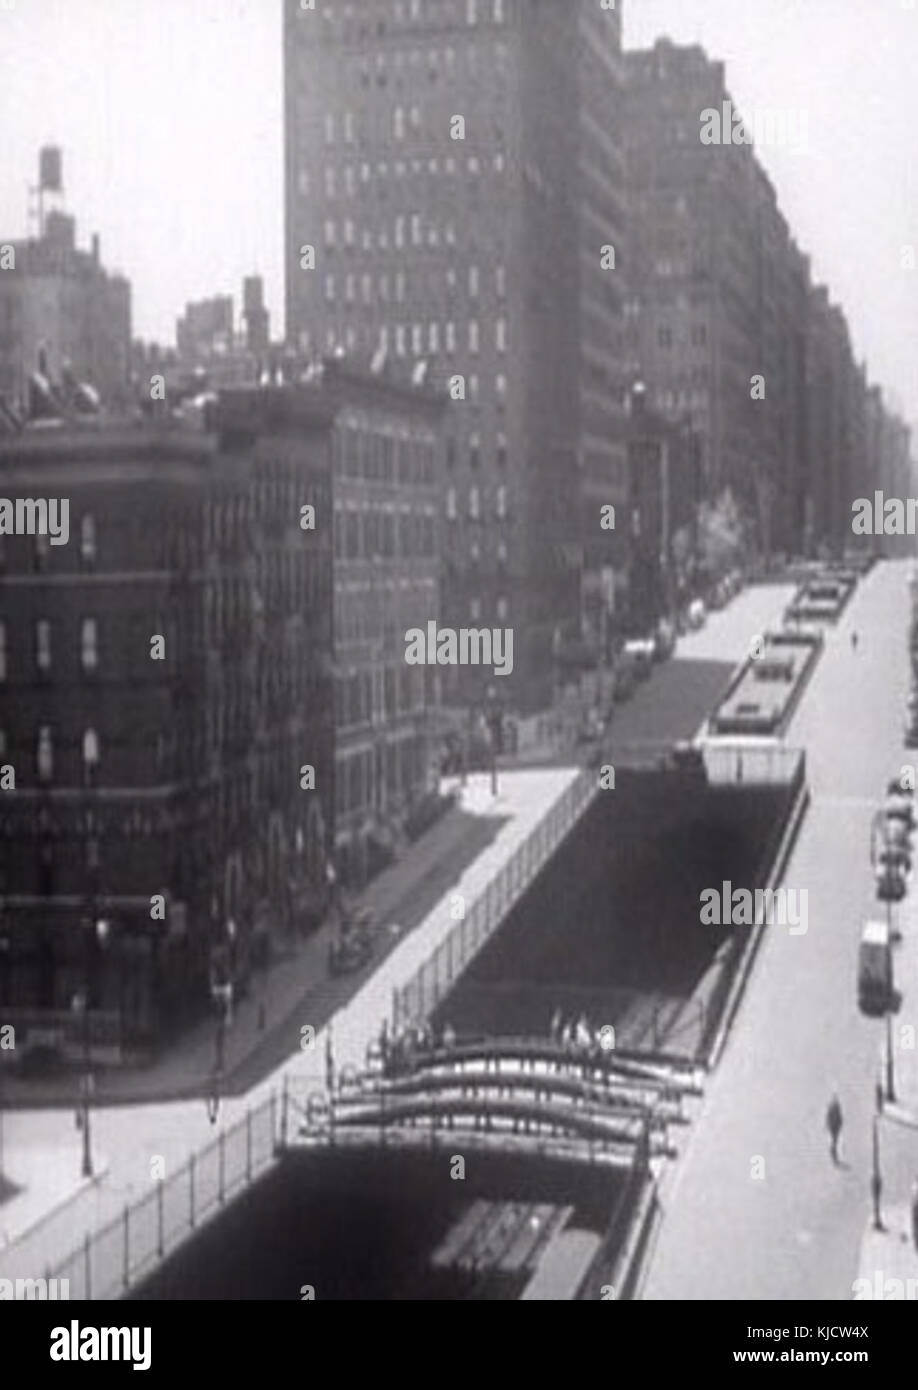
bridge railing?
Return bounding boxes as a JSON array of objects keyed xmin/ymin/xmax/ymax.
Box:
[
  {"xmin": 392, "ymin": 766, "xmax": 598, "ymax": 1033},
  {"xmin": 37, "ymin": 1093, "xmax": 279, "ymax": 1300}
]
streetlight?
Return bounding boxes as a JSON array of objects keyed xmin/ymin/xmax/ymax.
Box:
[
  {"xmin": 870, "ymin": 1106, "xmax": 884, "ymax": 1231},
  {"xmin": 74, "ymin": 915, "xmax": 109, "ymax": 1179}
]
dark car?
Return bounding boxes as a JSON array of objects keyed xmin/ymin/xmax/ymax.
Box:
[{"xmin": 876, "ymin": 867, "xmax": 908, "ymax": 903}]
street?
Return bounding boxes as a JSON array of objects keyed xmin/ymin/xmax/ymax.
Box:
[{"xmin": 643, "ymin": 560, "xmax": 916, "ymax": 1299}]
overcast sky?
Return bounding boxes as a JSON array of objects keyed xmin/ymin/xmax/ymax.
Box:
[{"xmin": 1, "ymin": 0, "xmax": 916, "ymax": 434}]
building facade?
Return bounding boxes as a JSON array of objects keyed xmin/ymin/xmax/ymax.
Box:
[
  {"xmin": 0, "ymin": 210, "xmax": 131, "ymax": 415},
  {"xmin": 219, "ymin": 361, "xmax": 444, "ymax": 889},
  {"xmin": 0, "ymin": 414, "xmax": 335, "ymax": 1051},
  {"xmin": 283, "ymin": 0, "xmax": 627, "ymax": 715}
]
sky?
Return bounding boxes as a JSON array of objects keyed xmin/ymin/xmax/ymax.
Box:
[{"xmin": 1, "ymin": 0, "xmax": 916, "ymax": 433}]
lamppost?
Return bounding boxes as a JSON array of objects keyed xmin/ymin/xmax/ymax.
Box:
[
  {"xmin": 74, "ymin": 914, "xmax": 109, "ymax": 1179},
  {"xmin": 485, "ymin": 684, "xmax": 501, "ymax": 798},
  {"xmin": 870, "ymin": 1105, "xmax": 884, "ymax": 1231}
]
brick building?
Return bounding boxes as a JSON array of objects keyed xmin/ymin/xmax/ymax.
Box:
[
  {"xmin": 219, "ymin": 358, "xmax": 445, "ymax": 889},
  {"xmin": 0, "ymin": 210, "xmax": 131, "ymax": 416},
  {"xmin": 0, "ymin": 412, "xmax": 335, "ymax": 1052}
]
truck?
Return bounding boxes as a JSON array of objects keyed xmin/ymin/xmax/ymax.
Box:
[{"xmin": 858, "ymin": 918, "xmax": 893, "ymax": 1016}]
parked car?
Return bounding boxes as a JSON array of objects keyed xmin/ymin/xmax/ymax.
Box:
[
  {"xmin": 878, "ymin": 844, "xmax": 912, "ymax": 875},
  {"xmin": 876, "ymin": 866, "xmax": 908, "ymax": 903},
  {"xmin": 858, "ymin": 918, "xmax": 894, "ymax": 1015},
  {"xmin": 687, "ymin": 598, "xmax": 706, "ymax": 630},
  {"xmin": 885, "ymin": 795, "xmax": 916, "ymax": 829}
]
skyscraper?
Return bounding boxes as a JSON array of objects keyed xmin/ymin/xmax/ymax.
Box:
[{"xmin": 283, "ymin": 0, "xmax": 627, "ymax": 714}]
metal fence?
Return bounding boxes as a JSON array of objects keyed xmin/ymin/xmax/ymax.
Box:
[
  {"xmin": 392, "ymin": 768, "xmax": 598, "ymax": 1033},
  {"xmin": 43, "ymin": 1094, "xmax": 279, "ymax": 1300}
]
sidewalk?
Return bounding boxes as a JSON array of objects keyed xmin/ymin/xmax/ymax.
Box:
[
  {"xmin": 0, "ymin": 767, "xmax": 582, "ymax": 1268},
  {"xmin": 0, "ymin": 780, "xmax": 517, "ymax": 1111}
]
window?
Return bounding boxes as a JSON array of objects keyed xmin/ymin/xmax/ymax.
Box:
[
  {"xmin": 496, "ymin": 485, "xmax": 507, "ymax": 518},
  {"xmin": 467, "ymin": 0, "xmax": 477, "ymax": 23},
  {"xmin": 395, "ymin": 215, "xmax": 405, "ymax": 247},
  {"xmin": 469, "ymin": 486, "xmax": 480, "ymax": 520},
  {"xmin": 468, "ymin": 374, "xmax": 479, "ymax": 402},
  {"xmin": 394, "ymin": 107, "xmax": 405, "ymax": 140},
  {"xmin": 692, "ymin": 323, "xmax": 708, "ymax": 347},
  {"xmin": 468, "ymin": 320, "xmax": 479, "ymax": 354},
  {"xmin": 345, "ymin": 274, "xmax": 355, "ymax": 302},
  {"xmin": 81, "ymin": 514, "xmax": 96, "ymax": 564},
  {"xmin": 396, "ymin": 271, "xmax": 406, "ymax": 302},
  {"xmin": 496, "ymin": 265, "xmax": 506, "ymax": 298},
  {"xmin": 344, "ymin": 112, "xmax": 355, "ymax": 143},
  {"xmin": 445, "ymin": 322, "xmax": 456, "ymax": 352},
  {"xmin": 496, "ymin": 373, "xmax": 507, "ymax": 399},
  {"xmin": 81, "ymin": 618, "xmax": 98, "ymax": 672},
  {"xmin": 0, "ymin": 621, "xmax": 5, "ymax": 680},
  {"xmin": 412, "ymin": 323, "xmax": 423, "ymax": 355},
  {"xmin": 470, "ymin": 597, "xmax": 481, "ymax": 621},
  {"xmin": 325, "ymin": 167, "xmax": 336, "ymax": 197},
  {"xmin": 411, "ymin": 213, "xmax": 422, "ymax": 245},
  {"xmin": 324, "ymin": 114, "xmax": 335, "ymax": 145},
  {"xmin": 496, "ymin": 317, "xmax": 507, "ymax": 352},
  {"xmin": 469, "ymin": 432, "xmax": 480, "ymax": 469},
  {"xmin": 36, "ymin": 620, "xmax": 51, "ymax": 672},
  {"xmin": 37, "ymin": 726, "xmax": 53, "ymax": 782},
  {"xmin": 344, "ymin": 219, "xmax": 355, "ymax": 246},
  {"xmin": 496, "ymin": 432, "xmax": 507, "ymax": 467},
  {"xmin": 497, "ymin": 596, "xmax": 508, "ymax": 620},
  {"xmin": 325, "ymin": 274, "xmax": 336, "ymax": 303},
  {"xmin": 83, "ymin": 728, "xmax": 100, "ymax": 771},
  {"xmin": 446, "ymin": 487, "xmax": 457, "ymax": 520},
  {"xmin": 428, "ymin": 322, "xmax": 440, "ymax": 352},
  {"xmin": 468, "ymin": 266, "xmax": 479, "ymax": 298},
  {"xmin": 324, "ymin": 219, "xmax": 336, "ymax": 248},
  {"xmin": 395, "ymin": 324, "xmax": 406, "ymax": 356},
  {"xmin": 34, "ymin": 531, "xmax": 48, "ymax": 572},
  {"xmin": 658, "ymin": 325, "xmax": 672, "ymax": 349}
]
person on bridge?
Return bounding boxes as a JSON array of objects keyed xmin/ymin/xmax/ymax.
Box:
[
  {"xmin": 442, "ymin": 1021, "xmax": 457, "ymax": 1049},
  {"xmin": 826, "ymin": 1093, "xmax": 844, "ymax": 1163},
  {"xmin": 549, "ymin": 1007, "xmax": 563, "ymax": 1043}
]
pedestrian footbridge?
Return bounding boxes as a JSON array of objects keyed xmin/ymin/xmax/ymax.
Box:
[{"xmin": 284, "ymin": 1035, "xmax": 703, "ymax": 1171}]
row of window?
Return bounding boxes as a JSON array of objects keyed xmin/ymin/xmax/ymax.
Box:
[
  {"xmin": 333, "ymin": 509, "xmax": 437, "ymax": 561},
  {"xmin": 309, "ymin": 263, "xmax": 507, "ymax": 307},
  {"xmin": 445, "ymin": 484, "xmax": 509, "ymax": 520},
  {"xmin": 312, "ymin": 2, "xmax": 507, "ymax": 57},
  {"xmin": 0, "ymin": 727, "xmax": 100, "ymax": 780},
  {"xmin": 335, "ymin": 427, "xmax": 437, "ymax": 484},
  {"xmin": 0, "ymin": 620, "xmax": 97, "ymax": 679},
  {"xmin": 302, "ymin": 149, "xmax": 507, "ymax": 200},
  {"xmin": 656, "ymin": 323, "xmax": 708, "ymax": 348}
]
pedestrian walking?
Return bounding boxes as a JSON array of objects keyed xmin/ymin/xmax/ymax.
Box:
[
  {"xmin": 826, "ymin": 1093, "xmax": 843, "ymax": 1163},
  {"xmin": 851, "ymin": 629, "xmax": 858, "ymax": 653}
]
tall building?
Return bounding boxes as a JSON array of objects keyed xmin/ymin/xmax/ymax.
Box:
[
  {"xmin": 623, "ymin": 39, "xmax": 811, "ymax": 559},
  {"xmin": 283, "ymin": 0, "xmax": 627, "ymax": 714},
  {"xmin": 0, "ymin": 207, "xmax": 131, "ymax": 415},
  {"xmin": 219, "ymin": 358, "xmax": 445, "ymax": 889},
  {"xmin": 0, "ymin": 413, "xmax": 335, "ymax": 1053}
]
